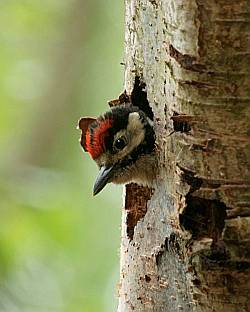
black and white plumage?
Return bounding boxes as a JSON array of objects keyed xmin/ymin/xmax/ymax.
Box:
[{"xmin": 78, "ymin": 104, "xmax": 156, "ymax": 195}]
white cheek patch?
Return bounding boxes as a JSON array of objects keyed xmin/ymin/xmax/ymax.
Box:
[{"xmin": 127, "ymin": 112, "xmax": 145, "ymax": 150}]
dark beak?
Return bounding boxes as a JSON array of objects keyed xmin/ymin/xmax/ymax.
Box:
[{"xmin": 93, "ymin": 165, "xmax": 115, "ymax": 196}]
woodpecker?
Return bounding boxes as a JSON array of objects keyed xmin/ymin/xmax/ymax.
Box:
[{"xmin": 78, "ymin": 104, "xmax": 156, "ymax": 195}]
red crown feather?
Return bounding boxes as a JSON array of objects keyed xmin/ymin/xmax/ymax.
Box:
[{"xmin": 78, "ymin": 117, "xmax": 112, "ymax": 159}]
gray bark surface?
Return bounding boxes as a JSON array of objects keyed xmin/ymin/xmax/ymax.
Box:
[{"xmin": 118, "ymin": 1, "xmax": 250, "ymax": 311}]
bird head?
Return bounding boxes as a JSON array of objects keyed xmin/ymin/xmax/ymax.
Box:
[{"xmin": 78, "ymin": 104, "xmax": 155, "ymax": 195}]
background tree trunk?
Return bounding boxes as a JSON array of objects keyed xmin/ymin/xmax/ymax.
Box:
[{"xmin": 118, "ymin": 0, "xmax": 250, "ymax": 311}]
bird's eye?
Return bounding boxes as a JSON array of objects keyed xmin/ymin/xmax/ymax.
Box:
[{"xmin": 114, "ymin": 137, "xmax": 127, "ymax": 150}]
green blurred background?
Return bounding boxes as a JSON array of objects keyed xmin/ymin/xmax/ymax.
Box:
[{"xmin": 0, "ymin": 0, "xmax": 123, "ymax": 311}]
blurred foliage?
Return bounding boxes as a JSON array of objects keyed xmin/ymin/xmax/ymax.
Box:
[{"xmin": 0, "ymin": 0, "xmax": 124, "ymax": 311}]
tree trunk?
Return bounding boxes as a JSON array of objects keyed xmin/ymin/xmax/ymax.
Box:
[{"xmin": 118, "ymin": 1, "xmax": 250, "ymax": 311}]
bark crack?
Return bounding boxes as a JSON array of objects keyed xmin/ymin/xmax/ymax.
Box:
[{"xmin": 168, "ymin": 44, "xmax": 207, "ymax": 73}]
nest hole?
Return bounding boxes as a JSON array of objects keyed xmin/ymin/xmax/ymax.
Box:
[{"xmin": 131, "ymin": 76, "xmax": 154, "ymax": 120}]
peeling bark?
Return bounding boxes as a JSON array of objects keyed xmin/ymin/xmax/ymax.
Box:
[{"xmin": 118, "ymin": 0, "xmax": 250, "ymax": 311}]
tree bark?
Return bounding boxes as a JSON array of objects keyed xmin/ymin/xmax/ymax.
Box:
[{"xmin": 118, "ymin": 1, "xmax": 250, "ymax": 311}]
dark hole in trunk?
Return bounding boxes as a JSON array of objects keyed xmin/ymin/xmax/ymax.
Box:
[
  {"xmin": 131, "ymin": 76, "xmax": 154, "ymax": 120},
  {"xmin": 171, "ymin": 112, "xmax": 192, "ymax": 133},
  {"xmin": 180, "ymin": 195, "xmax": 227, "ymax": 242}
]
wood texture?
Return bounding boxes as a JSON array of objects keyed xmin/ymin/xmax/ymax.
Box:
[{"xmin": 118, "ymin": 0, "xmax": 250, "ymax": 311}]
